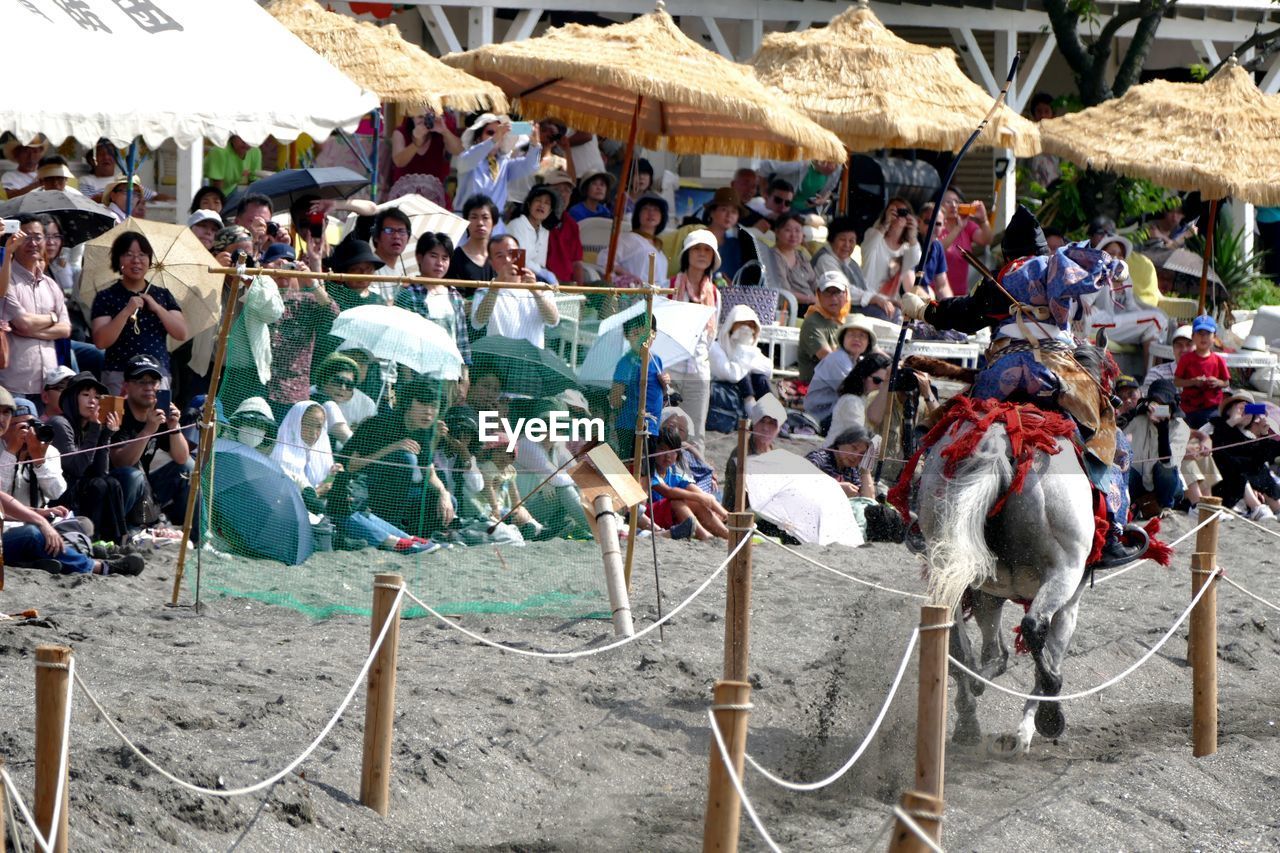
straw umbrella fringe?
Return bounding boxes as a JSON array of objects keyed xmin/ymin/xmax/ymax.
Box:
[
  {"xmin": 266, "ymin": 0, "xmax": 507, "ymax": 114},
  {"xmin": 750, "ymin": 5, "xmax": 1040, "ymax": 156},
  {"xmin": 1039, "ymin": 63, "xmax": 1280, "ymax": 206},
  {"xmin": 442, "ymin": 6, "xmax": 845, "ymax": 162}
]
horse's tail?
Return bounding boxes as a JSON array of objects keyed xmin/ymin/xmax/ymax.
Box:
[{"xmin": 926, "ymin": 422, "xmax": 1013, "ymax": 610}]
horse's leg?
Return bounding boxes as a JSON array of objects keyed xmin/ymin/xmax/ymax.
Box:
[
  {"xmin": 949, "ymin": 605, "xmax": 982, "ymax": 745},
  {"xmin": 1032, "ymin": 587, "xmax": 1084, "ymax": 740},
  {"xmin": 1015, "ymin": 573, "xmax": 1085, "ymax": 751},
  {"xmin": 971, "ymin": 591, "xmax": 1009, "ymax": 681}
]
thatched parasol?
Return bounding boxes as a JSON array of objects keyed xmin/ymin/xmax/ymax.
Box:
[
  {"xmin": 1040, "ymin": 60, "xmax": 1280, "ymax": 310},
  {"xmin": 749, "ymin": 4, "xmax": 1040, "ymax": 157},
  {"xmin": 265, "ymin": 0, "xmax": 506, "ymax": 113},
  {"xmin": 440, "ymin": 3, "xmax": 845, "ymax": 163}
]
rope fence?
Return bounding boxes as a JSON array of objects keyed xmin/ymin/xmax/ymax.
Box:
[{"xmin": 1, "ymin": 657, "xmax": 74, "ymax": 853}]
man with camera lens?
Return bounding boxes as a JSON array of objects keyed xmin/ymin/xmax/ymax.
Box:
[
  {"xmin": 0, "ymin": 397, "xmax": 65, "ymax": 511},
  {"xmin": 232, "ymin": 192, "xmax": 275, "ymax": 258},
  {"xmin": 109, "ymin": 354, "xmax": 192, "ymax": 534}
]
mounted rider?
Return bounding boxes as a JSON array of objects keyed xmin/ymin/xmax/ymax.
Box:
[{"xmin": 900, "ymin": 205, "xmax": 1146, "ymax": 568}]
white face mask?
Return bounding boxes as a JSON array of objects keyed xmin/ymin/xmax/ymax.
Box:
[
  {"xmin": 730, "ymin": 327, "xmax": 755, "ymax": 347},
  {"xmin": 238, "ymin": 426, "xmax": 266, "ymax": 448}
]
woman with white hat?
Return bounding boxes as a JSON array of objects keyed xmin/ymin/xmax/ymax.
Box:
[
  {"xmin": 452, "ymin": 113, "xmax": 542, "ymax": 215},
  {"xmin": 667, "ymin": 229, "xmax": 722, "ymax": 452}
]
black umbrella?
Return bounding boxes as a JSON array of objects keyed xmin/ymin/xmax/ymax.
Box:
[
  {"xmin": 471, "ymin": 335, "xmax": 579, "ymax": 397},
  {"xmin": 0, "ymin": 190, "xmax": 116, "ymax": 247},
  {"xmin": 225, "ymin": 167, "xmax": 368, "ymax": 214}
]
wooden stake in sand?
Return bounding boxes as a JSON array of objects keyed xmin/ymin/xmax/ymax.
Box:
[
  {"xmin": 1188, "ymin": 496, "xmax": 1222, "ymax": 661},
  {"xmin": 733, "ymin": 419, "xmax": 749, "ymax": 514},
  {"xmin": 702, "ymin": 679, "xmax": 752, "ymax": 853},
  {"xmin": 34, "ymin": 644, "xmax": 71, "ymax": 853},
  {"xmin": 914, "ymin": 606, "xmax": 950, "ymax": 809},
  {"xmin": 361, "ymin": 574, "xmax": 403, "ymax": 816},
  {"xmin": 723, "ymin": 512, "xmax": 754, "ymax": 683},
  {"xmin": 887, "ymin": 790, "xmax": 945, "ymax": 853},
  {"xmin": 1190, "ymin": 551, "xmax": 1219, "ymax": 758},
  {"xmin": 1, "ymin": 755, "xmax": 7, "ymax": 850}
]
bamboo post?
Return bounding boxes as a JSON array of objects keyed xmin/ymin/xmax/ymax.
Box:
[
  {"xmin": 837, "ymin": 149, "xmax": 852, "ymax": 216},
  {"xmin": 34, "ymin": 645, "xmax": 71, "ymax": 853},
  {"xmin": 360, "ymin": 574, "xmax": 403, "ymax": 816},
  {"xmin": 915, "ymin": 606, "xmax": 950, "ymax": 803},
  {"xmin": 1188, "ymin": 496, "xmax": 1221, "ymax": 660},
  {"xmin": 0, "ymin": 756, "xmax": 5, "ymax": 848},
  {"xmin": 1197, "ymin": 199, "xmax": 1220, "ymax": 315},
  {"xmin": 170, "ymin": 275, "xmax": 245, "ymax": 605},
  {"xmin": 702, "ymin": 680, "xmax": 752, "ymax": 853},
  {"xmin": 1190, "ymin": 552, "xmax": 1219, "ymax": 758},
  {"xmin": 623, "ymin": 290, "xmax": 657, "ymax": 591},
  {"xmin": 887, "ymin": 791, "xmax": 945, "ymax": 853},
  {"xmin": 723, "ymin": 512, "xmax": 754, "ymax": 683},
  {"xmin": 603, "ymin": 95, "xmax": 645, "ymax": 284},
  {"xmin": 594, "ymin": 494, "xmax": 634, "ymax": 637},
  {"xmin": 734, "ymin": 418, "xmax": 749, "ymax": 514}
]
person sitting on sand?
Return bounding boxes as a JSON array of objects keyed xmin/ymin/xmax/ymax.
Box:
[
  {"xmin": 805, "ymin": 425, "xmax": 877, "ymax": 499},
  {"xmin": 463, "ymin": 433, "xmax": 546, "ymax": 543},
  {"xmin": 47, "ymin": 372, "xmax": 132, "ymax": 545},
  {"xmin": 272, "ymin": 401, "xmax": 438, "ymax": 553},
  {"xmin": 660, "ymin": 407, "xmax": 717, "ymax": 499},
  {"xmin": 512, "ymin": 397, "xmax": 590, "ymax": 539},
  {"xmin": 647, "ymin": 427, "xmax": 729, "ymax": 541},
  {"xmin": 721, "ymin": 394, "xmax": 786, "ymax": 512}
]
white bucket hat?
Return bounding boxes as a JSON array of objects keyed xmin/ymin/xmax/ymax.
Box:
[
  {"xmin": 679, "ymin": 228, "xmax": 721, "ymax": 274},
  {"xmin": 461, "ymin": 113, "xmax": 511, "ymax": 150}
]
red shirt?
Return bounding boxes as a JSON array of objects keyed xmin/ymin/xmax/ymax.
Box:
[
  {"xmin": 546, "ymin": 215, "xmax": 583, "ymax": 283},
  {"xmin": 1175, "ymin": 349, "xmax": 1229, "ymax": 413}
]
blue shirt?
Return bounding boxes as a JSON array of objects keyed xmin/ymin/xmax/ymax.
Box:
[
  {"xmin": 613, "ymin": 349, "xmax": 665, "ymax": 436},
  {"xmin": 923, "ymin": 239, "xmax": 947, "ymax": 283},
  {"xmin": 451, "ymin": 138, "xmax": 542, "ymax": 213},
  {"xmin": 568, "ymin": 202, "xmax": 613, "ymax": 222},
  {"xmin": 650, "ymin": 464, "xmax": 691, "ymax": 492}
]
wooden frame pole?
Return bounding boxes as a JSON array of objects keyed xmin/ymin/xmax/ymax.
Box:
[
  {"xmin": 170, "ymin": 276, "xmax": 245, "ymax": 605},
  {"xmin": 701, "ymin": 679, "xmax": 752, "ymax": 853},
  {"xmin": 623, "ymin": 290, "xmax": 656, "ymax": 590},
  {"xmin": 723, "ymin": 512, "xmax": 754, "ymax": 683},
  {"xmin": 1190, "ymin": 551, "xmax": 1219, "ymax": 758},
  {"xmin": 360, "ymin": 573, "xmax": 403, "ymax": 815},
  {"xmin": 594, "ymin": 494, "xmax": 634, "ymax": 637},
  {"xmin": 34, "ymin": 645, "xmax": 71, "ymax": 853},
  {"xmin": 1197, "ymin": 199, "xmax": 1220, "ymax": 315},
  {"xmin": 733, "ymin": 418, "xmax": 749, "ymax": 514},
  {"xmin": 0, "ymin": 756, "xmax": 6, "ymax": 849},
  {"xmin": 914, "ymin": 605, "xmax": 950, "ymax": 806},
  {"xmin": 887, "ymin": 791, "xmax": 945, "ymax": 853},
  {"xmin": 206, "ymin": 266, "xmax": 674, "ymax": 297},
  {"xmin": 603, "ymin": 95, "xmax": 645, "ymax": 285}
]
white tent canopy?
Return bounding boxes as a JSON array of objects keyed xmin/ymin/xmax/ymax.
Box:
[{"xmin": 0, "ymin": 0, "xmax": 377, "ymax": 148}]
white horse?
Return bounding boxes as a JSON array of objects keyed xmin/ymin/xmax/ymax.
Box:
[{"xmin": 916, "ymin": 414, "xmax": 1097, "ymax": 755}]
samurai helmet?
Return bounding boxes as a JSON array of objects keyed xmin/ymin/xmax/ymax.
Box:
[{"xmin": 1001, "ymin": 204, "xmax": 1050, "ymax": 259}]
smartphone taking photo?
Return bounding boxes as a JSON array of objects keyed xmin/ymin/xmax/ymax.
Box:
[{"xmin": 156, "ymin": 389, "xmax": 172, "ymax": 413}]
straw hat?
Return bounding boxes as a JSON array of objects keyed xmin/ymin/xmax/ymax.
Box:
[
  {"xmin": 36, "ymin": 161, "xmax": 74, "ymax": 181},
  {"xmin": 1220, "ymin": 388, "xmax": 1255, "ymax": 417},
  {"xmin": 443, "ymin": 5, "xmax": 845, "ymax": 161},
  {"xmin": 749, "ymin": 5, "xmax": 1040, "ymax": 156},
  {"xmin": 100, "ymin": 174, "xmax": 144, "ymax": 201},
  {"xmin": 538, "ymin": 167, "xmax": 575, "ymax": 187},
  {"xmin": 1040, "ymin": 61, "xmax": 1280, "ymax": 205},
  {"xmin": 263, "ymin": 0, "xmax": 506, "ymax": 114},
  {"xmin": 577, "ymin": 169, "xmax": 616, "ymax": 197},
  {"xmin": 2, "ymin": 135, "xmax": 47, "ymax": 162}
]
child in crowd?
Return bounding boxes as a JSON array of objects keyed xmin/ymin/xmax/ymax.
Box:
[
  {"xmin": 1175, "ymin": 315, "xmax": 1229, "ymax": 429},
  {"xmin": 610, "ymin": 314, "xmax": 672, "ymax": 461},
  {"xmin": 465, "ymin": 436, "xmax": 546, "ymax": 542},
  {"xmin": 721, "ymin": 394, "xmax": 786, "ymax": 512},
  {"xmin": 646, "ymin": 427, "xmax": 729, "ymax": 541}
]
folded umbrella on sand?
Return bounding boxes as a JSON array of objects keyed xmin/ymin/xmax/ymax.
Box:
[
  {"xmin": 331, "ymin": 304, "xmax": 463, "ymax": 379},
  {"xmin": 209, "ymin": 439, "xmax": 315, "ymax": 565},
  {"xmin": 0, "ymin": 190, "xmax": 116, "ymax": 247},
  {"xmin": 576, "ymin": 297, "xmax": 715, "ymax": 387},
  {"xmin": 744, "ymin": 449, "xmax": 864, "ymax": 547}
]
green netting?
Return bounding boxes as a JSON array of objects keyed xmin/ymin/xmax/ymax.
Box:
[{"xmin": 189, "ymin": 276, "xmax": 626, "ymax": 620}]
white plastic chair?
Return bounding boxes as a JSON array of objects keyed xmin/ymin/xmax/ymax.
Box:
[{"xmin": 550, "ymin": 293, "xmax": 586, "ymax": 365}]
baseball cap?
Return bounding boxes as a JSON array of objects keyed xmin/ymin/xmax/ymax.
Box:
[
  {"xmin": 261, "ymin": 243, "xmax": 296, "ymax": 266},
  {"xmin": 12, "ymin": 398, "xmax": 38, "ymax": 419},
  {"xmin": 124, "ymin": 353, "xmax": 166, "ymax": 381},
  {"xmin": 1192, "ymin": 315, "xmax": 1217, "ymax": 334},
  {"xmin": 818, "ymin": 270, "xmax": 849, "ymax": 293},
  {"xmin": 0, "ymin": 387, "xmax": 14, "ymax": 410},
  {"xmin": 187, "ymin": 209, "xmax": 223, "ymax": 228},
  {"xmin": 1116, "ymin": 375, "xmax": 1139, "ymax": 391},
  {"xmin": 1172, "ymin": 324, "xmax": 1193, "ymax": 343},
  {"xmin": 44, "ymin": 365, "xmax": 76, "ymax": 388}
]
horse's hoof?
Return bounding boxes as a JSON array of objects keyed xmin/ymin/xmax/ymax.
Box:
[
  {"xmin": 986, "ymin": 733, "xmax": 1023, "ymax": 759},
  {"xmin": 1035, "ymin": 701, "xmax": 1065, "ymax": 739},
  {"xmin": 953, "ymin": 722, "xmax": 982, "ymax": 746}
]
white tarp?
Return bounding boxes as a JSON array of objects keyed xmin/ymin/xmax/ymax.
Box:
[{"xmin": 1, "ymin": 0, "xmax": 378, "ymax": 148}]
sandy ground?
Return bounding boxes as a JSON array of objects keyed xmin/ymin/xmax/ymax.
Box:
[{"xmin": 2, "ymin": 431, "xmax": 1280, "ymax": 852}]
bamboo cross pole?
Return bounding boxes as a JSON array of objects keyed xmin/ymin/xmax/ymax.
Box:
[
  {"xmin": 206, "ymin": 266, "xmax": 674, "ymax": 297},
  {"xmin": 34, "ymin": 645, "xmax": 71, "ymax": 853}
]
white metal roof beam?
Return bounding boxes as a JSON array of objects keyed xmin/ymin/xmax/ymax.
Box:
[
  {"xmin": 1012, "ymin": 32, "xmax": 1058, "ymax": 113},
  {"xmin": 505, "ymin": 8, "xmax": 542, "ymax": 42},
  {"xmin": 418, "ymin": 4, "xmax": 462, "ymax": 55},
  {"xmin": 950, "ymin": 27, "xmax": 999, "ymax": 94}
]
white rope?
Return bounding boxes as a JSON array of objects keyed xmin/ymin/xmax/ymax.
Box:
[
  {"xmin": 1, "ymin": 656, "xmax": 74, "ymax": 853},
  {"xmin": 1220, "ymin": 574, "xmax": 1280, "ymax": 614},
  {"xmin": 744, "ymin": 629, "xmax": 919, "ymax": 792},
  {"xmin": 1092, "ymin": 510, "xmax": 1224, "ymax": 586},
  {"xmin": 1219, "ymin": 504, "xmax": 1280, "ymax": 540},
  {"xmin": 401, "ymin": 530, "xmax": 754, "ymax": 659},
  {"xmin": 892, "ymin": 805, "xmax": 946, "ymax": 853},
  {"xmin": 73, "ymin": 586, "xmax": 405, "ymax": 798},
  {"xmin": 706, "ymin": 708, "xmax": 783, "ymax": 853},
  {"xmin": 759, "ymin": 537, "xmax": 928, "ymax": 600},
  {"xmin": 950, "ymin": 571, "xmax": 1219, "ymax": 702}
]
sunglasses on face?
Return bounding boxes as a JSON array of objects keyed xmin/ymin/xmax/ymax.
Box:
[
  {"xmin": 380, "ymin": 227, "xmax": 409, "ymax": 237},
  {"xmin": 772, "ymin": 195, "xmax": 793, "ymax": 205},
  {"xmin": 870, "ymin": 375, "xmax": 885, "ymax": 385},
  {"xmin": 329, "ymin": 378, "xmax": 355, "ymax": 389}
]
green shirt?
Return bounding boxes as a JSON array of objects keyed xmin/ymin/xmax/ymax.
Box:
[
  {"xmin": 204, "ymin": 143, "xmax": 263, "ymax": 189},
  {"xmin": 798, "ymin": 311, "xmax": 841, "ymax": 384},
  {"xmin": 326, "ymin": 281, "xmax": 383, "ymax": 313}
]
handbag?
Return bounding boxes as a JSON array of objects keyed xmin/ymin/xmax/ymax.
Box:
[{"xmin": 718, "ymin": 261, "xmax": 778, "ymax": 326}]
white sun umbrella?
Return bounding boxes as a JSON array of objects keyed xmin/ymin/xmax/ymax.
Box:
[
  {"xmin": 745, "ymin": 449, "xmax": 864, "ymax": 547},
  {"xmin": 576, "ymin": 296, "xmax": 716, "ymax": 387},
  {"xmin": 331, "ymin": 305, "xmax": 462, "ymax": 379}
]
